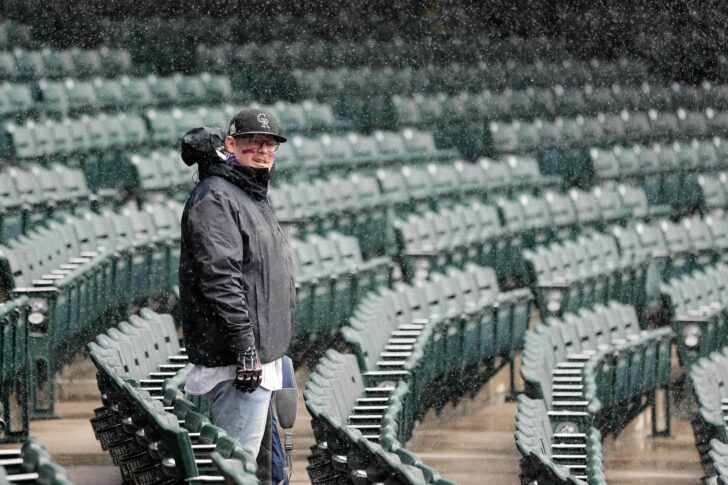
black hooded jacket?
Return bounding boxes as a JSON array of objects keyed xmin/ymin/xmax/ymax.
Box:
[{"xmin": 178, "ymin": 128, "xmax": 296, "ymax": 366}]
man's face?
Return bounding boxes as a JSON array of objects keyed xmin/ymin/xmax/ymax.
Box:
[{"xmin": 224, "ymin": 134, "xmax": 279, "ymax": 171}]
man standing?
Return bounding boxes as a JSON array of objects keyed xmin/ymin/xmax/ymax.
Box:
[{"xmin": 178, "ymin": 108, "xmax": 296, "ymax": 483}]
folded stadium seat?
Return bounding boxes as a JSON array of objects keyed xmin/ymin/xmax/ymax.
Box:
[
  {"xmin": 518, "ymin": 193, "xmax": 555, "ymax": 247},
  {"xmin": 308, "ymin": 233, "xmax": 356, "ymax": 327},
  {"xmin": 705, "ymin": 212, "xmax": 728, "ymax": 260},
  {"xmin": 695, "ymin": 138, "xmax": 721, "ymax": 172},
  {"xmin": 146, "ymin": 75, "xmax": 179, "ymax": 107},
  {"xmin": 199, "ymin": 72, "xmax": 233, "ymax": 103},
  {"xmin": 677, "ymin": 109, "xmax": 710, "ymax": 140},
  {"xmin": 508, "ymin": 154, "xmax": 562, "ymax": 190},
  {"xmin": 583, "ymin": 85, "xmax": 615, "ymax": 115},
  {"xmin": 412, "ymin": 94, "xmax": 445, "ymax": 127},
  {"xmin": 665, "ymin": 142, "xmax": 703, "ymax": 212},
  {"xmin": 639, "ymin": 142, "xmax": 677, "ymax": 208},
  {"xmin": 495, "ymin": 197, "xmax": 528, "ymax": 286},
  {"xmin": 92, "ymin": 77, "xmax": 125, "ymax": 111},
  {"xmin": 290, "ymin": 238, "xmax": 335, "ymax": 345},
  {"xmin": 144, "ymin": 108, "xmax": 178, "ymax": 146},
  {"xmin": 483, "ymin": 90, "xmax": 513, "ymax": 120},
  {"xmin": 616, "ymin": 183, "xmax": 669, "ymax": 221},
  {"xmin": 0, "ymin": 82, "xmax": 33, "ymax": 120},
  {"xmin": 174, "ymin": 74, "xmax": 206, "ymax": 105},
  {"xmin": 40, "ymin": 48, "xmax": 74, "ymax": 80},
  {"xmin": 569, "ymin": 189, "xmax": 602, "ymax": 232},
  {"xmin": 0, "ymin": 169, "xmax": 24, "ymax": 245},
  {"xmin": 0, "ymin": 52, "xmax": 16, "ymax": 80},
  {"xmin": 543, "ymin": 190, "xmax": 578, "ymax": 241},
  {"xmin": 577, "ymin": 116, "xmax": 605, "ymax": 151},
  {"xmin": 592, "ymin": 185, "xmax": 630, "ymax": 228},
  {"xmin": 700, "ymin": 173, "xmax": 728, "ymax": 211},
  {"xmin": 660, "ymin": 219, "xmax": 697, "ymax": 275},
  {"xmin": 477, "ymin": 157, "xmax": 515, "ymax": 194},
  {"xmin": 68, "ymin": 48, "xmax": 104, "ymax": 78},
  {"xmin": 552, "ymin": 85, "xmax": 587, "ymax": 118},
  {"xmin": 621, "ymin": 111, "xmax": 652, "ymax": 145},
  {"xmin": 59, "ymin": 79, "xmax": 98, "ymax": 115},
  {"xmin": 706, "ymin": 109, "xmax": 728, "ymax": 138},
  {"xmin": 8, "ymin": 165, "xmax": 48, "ymax": 234},
  {"xmin": 97, "ymin": 47, "xmax": 132, "ymax": 78},
  {"xmin": 391, "ymin": 95, "xmax": 421, "ymax": 127},
  {"xmin": 597, "ymin": 113, "xmax": 626, "ymax": 147},
  {"xmin": 13, "ymin": 49, "xmax": 44, "ymax": 80},
  {"xmin": 648, "ymin": 109, "xmax": 679, "ymax": 140},
  {"xmin": 589, "ymin": 147, "xmax": 621, "ymax": 182},
  {"xmin": 487, "ymin": 120, "xmax": 519, "ymax": 154},
  {"xmin": 289, "ymin": 135, "xmax": 323, "ymax": 173},
  {"xmin": 624, "ymin": 144, "xmax": 662, "ymax": 207},
  {"xmin": 681, "ymin": 216, "xmax": 719, "ymax": 268},
  {"xmin": 36, "ymin": 79, "xmax": 70, "ymax": 118},
  {"xmin": 118, "ymin": 76, "xmax": 155, "ymax": 110},
  {"xmin": 393, "ymin": 214, "xmax": 437, "ymax": 282},
  {"xmin": 403, "ymin": 128, "xmax": 459, "ymax": 163},
  {"xmin": 315, "ymin": 133, "xmax": 353, "ymax": 172}
]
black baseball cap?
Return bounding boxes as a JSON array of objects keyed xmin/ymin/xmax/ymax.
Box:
[{"xmin": 227, "ymin": 108, "xmax": 287, "ymax": 143}]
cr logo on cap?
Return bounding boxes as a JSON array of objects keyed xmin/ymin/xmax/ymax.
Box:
[{"xmin": 257, "ymin": 113, "xmax": 270, "ymax": 129}]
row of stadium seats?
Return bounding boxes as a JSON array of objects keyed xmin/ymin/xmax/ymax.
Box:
[
  {"xmin": 487, "ymin": 109, "xmax": 728, "ymax": 157},
  {"xmin": 0, "ymin": 47, "xmax": 134, "ymax": 81},
  {"xmin": 275, "ymin": 129, "xmax": 459, "ymax": 177},
  {"xmin": 0, "ymin": 437, "xmax": 73, "ymax": 484},
  {"xmin": 518, "ymin": 303, "xmax": 672, "ymax": 483},
  {"xmin": 393, "ymin": 184, "xmax": 661, "ymax": 284},
  {"xmin": 285, "ymin": 60, "xmax": 654, "ymax": 101},
  {"xmin": 306, "ymin": 263, "xmax": 529, "ymax": 483},
  {"xmin": 31, "ymin": 73, "xmax": 234, "ymax": 118},
  {"xmin": 194, "ymin": 36, "xmax": 591, "ymax": 70},
  {"xmin": 0, "ymin": 202, "xmax": 182, "ymax": 418},
  {"xmin": 289, "ymin": 232, "xmax": 393, "ymax": 361},
  {"xmin": 0, "ymin": 164, "xmax": 90, "ymax": 244},
  {"xmin": 516, "ymin": 395, "xmax": 604, "ymax": 485},
  {"xmin": 661, "ymin": 264, "xmax": 728, "ymax": 371},
  {"xmin": 525, "ymin": 232, "xmax": 649, "ymax": 320},
  {"xmin": 305, "ymin": 350, "xmax": 453, "ymax": 485},
  {"xmin": 528, "ymin": 213, "xmax": 728, "ymax": 320},
  {"xmin": 390, "ymin": 82, "xmax": 728, "ymax": 128},
  {"xmin": 3, "ymin": 101, "xmax": 344, "ymax": 161},
  {"xmin": 133, "ymin": 149, "xmax": 558, "ymax": 209},
  {"xmin": 88, "ymin": 308, "xmax": 259, "ymax": 484},
  {"xmin": 342, "ymin": 265, "xmax": 531, "ymax": 406},
  {"xmin": 690, "ymin": 348, "xmax": 728, "ymax": 484}
]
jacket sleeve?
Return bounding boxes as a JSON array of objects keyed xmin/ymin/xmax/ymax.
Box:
[{"xmin": 186, "ymin": 190, "xmax": 254, "ymax": 355}]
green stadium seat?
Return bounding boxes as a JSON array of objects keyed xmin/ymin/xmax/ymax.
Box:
[
  {"xmin": 120, "ymin": 77, "xmax": 154, "ymax": 109},
  {"xmin": 37, "ymin": 80, "xmax": 70, "ymax": 117},
  {"xmin": 0, "ymin": 52, "xmax": 16, "ymax": 80},
  {"xmin": 13, "ymin": 49, "xmax": 44, "ymax": 80},
  {"xmin": 69, "ymin": 48, "xmax": 103, "ymax": 78}
]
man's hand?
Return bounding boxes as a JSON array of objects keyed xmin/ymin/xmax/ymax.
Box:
[{"xmin": 233, "ymin": 347, "xmax": 262, "ymax": 393}]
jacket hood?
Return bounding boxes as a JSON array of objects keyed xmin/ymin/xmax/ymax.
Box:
[
  {"xmin": 181, "ymin": 125, "xmax": 271, "ymax": 200},
  {"xmin": 180, "ymin": 126, "xmax": 226, "ymax": 167}
]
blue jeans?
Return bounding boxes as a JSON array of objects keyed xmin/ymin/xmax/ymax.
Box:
[{"xmin": 206, "ymin": 379, "xmax": 272, "ymax": 460}]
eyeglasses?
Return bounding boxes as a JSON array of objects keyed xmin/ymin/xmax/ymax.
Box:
[{"xmin": 241, "ymin": 135, "xmax": 280, "ymax": 152}]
